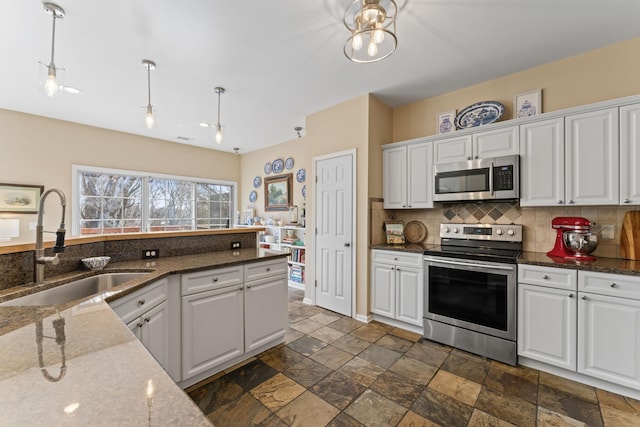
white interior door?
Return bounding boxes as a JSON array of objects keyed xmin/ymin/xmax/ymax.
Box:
[{"xmin": 315, "ymin": 152, "xmax": 354, "ymax": 316}]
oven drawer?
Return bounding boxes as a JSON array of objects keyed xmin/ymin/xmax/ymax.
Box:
[
  {"xmin": 372, "ymin": 250, "xmax": 422, "ymax": 268},
  {"xmin": 518, "ymin": 264, "xmax": 577, "ymax": 290},
  {"xmin": 579, "ymin": 271, "xmax": 640, "ymax": 300}
]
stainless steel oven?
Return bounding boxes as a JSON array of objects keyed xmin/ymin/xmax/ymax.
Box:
[{"xmin": 423, "ymin": 224, "xmax": 522, "ymax": 365}]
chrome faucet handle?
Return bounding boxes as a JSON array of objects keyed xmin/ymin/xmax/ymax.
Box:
[{"xmin": 37, "ymin": 254, "xmax": 60, "ymax": 265}]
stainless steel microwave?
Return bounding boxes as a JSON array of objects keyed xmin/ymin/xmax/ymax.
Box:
[{"xmin": 433, "ymin": 155, "xmax": 519, "ymax": 202}]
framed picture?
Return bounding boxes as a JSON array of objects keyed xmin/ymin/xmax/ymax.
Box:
[
  {"xmin": 0, "ymin": 183, "xmax": 43, "ymax": 213},
  {"xmin": 436, "ymin": 110, "xmax": 456, "ymax": 134},
  {"xmin": 514, "ymin": 89, "xmax": 542, "ymax": 118},
  {"xmin": 264, "ymin": 173, "xmax": 292, "ymax": 211}
]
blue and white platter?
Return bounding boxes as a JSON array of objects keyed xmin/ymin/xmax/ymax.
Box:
[
  {"xmin": 272, "ymin": 158, "xmax": 284, "ymax": 174},
  {"xmin": 296, "ymin": 168, "xmax": 306, "ymax": 183},
  {"xmin": 454, "ymin": 101, "xmax": 505, "ymax": 129},
  {"xmin": 253, "ymin": 176, "xmax": 262, "ymax": 188},
  {"xmin": 249, "ymin": 191, "xmax": 257, "ymax": 203},
  {"xmin": 302, "ymin": 185, "xmax": 306, "ymax": 198},
  {"xmin": 285, "ymin": 157, "xmax": 295, "ymax": 170},
  {"xmin": 264, "ymin": 162, "xmax": 272, "ymax": 174}
]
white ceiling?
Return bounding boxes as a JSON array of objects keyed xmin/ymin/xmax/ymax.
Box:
[{"xmin": 2, "ymin": 0, "xmax": 640, "ymax": 153}]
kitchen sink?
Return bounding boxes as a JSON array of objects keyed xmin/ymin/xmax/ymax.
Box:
[{"xmin": 0, "ymin": 272, "xmax": 149, "ymax": 306}]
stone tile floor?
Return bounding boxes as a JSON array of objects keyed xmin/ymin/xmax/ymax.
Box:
[{"xmin": 186, "ymin": 288, "xmax": 640, "ymax": 426}]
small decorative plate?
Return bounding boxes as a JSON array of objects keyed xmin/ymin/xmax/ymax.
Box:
[
  {"xmin": 296, "ymin": 168, "xmax": 306, "ymax": 183},
  {"xmin": 404, "ymin": 221, "xmax": 428, "ymax": 244},
  {"xmin": 302, "ymin": 185, "xmax": 306, "ymax": 198},
  {"xmin": 285, "ymin": 157, "xmax": 295, "ymax": 170},
  {"xmin": 272, "ymin": 158, "xmax": 284, "ymax": 174},
  {"xmin": 264, "ymin": 162, "xmax": 272, "ymax": 174},
  {"xmin": 249, "ymin": 191, "xmax": 257, "ymax": 203},
  {"xmin": 454, "ymin": 101, "xmax": 505, "ymax": 129},
  {"xmin": 253, "ymin": 176, "xmax": 262, "ymax": 188}
]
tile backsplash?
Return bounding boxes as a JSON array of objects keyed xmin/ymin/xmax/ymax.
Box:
[{"xmin": 370, "ymin": 198, "xmax": 637, "ymax": 259}]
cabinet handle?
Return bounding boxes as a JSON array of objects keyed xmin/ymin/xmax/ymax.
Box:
[
  {"xmin": 542, "ymin": 274, "xmax": 549, "ymax": 280},
  {"xmin": 581, "ymin": 295, "xmax": 587, "ymax": 300},
  {"xmin": 568, "ymin": 200, "xmax": 574, "ymax": 204},
  {"xmin": 213, "ymin": 277, "xmax": 218, "ymax": 282},
  {"xmin": 240, "ymin": 286, "xmax": 244, "ymax": 290},
  {"xmin": 467, "ymin": 156, "xmax": 472, "ymax": 160},
  {"xmin": 144, "ymin": 317, "xmax": 150, "ymax": 323},
  {"xmin": 610, "ymin": 283, "xmax": 618, "ymax": 288},
  {"xmin": 138, "ymin": 299, "xmax": 145, "ymax": 306},
  {"xmin": 624, "ymin": 199, "xmax": 631, "ymax": 204},
  {"xmin": 246, "ymin": 285, "xmax": 251, "ymax": 289},
  {"xmin": 266, "ymin": 267, "xmax": 271, "ymax": 272},
  {"xmin": 568, "ymin": 293, "xmax": 574, "ymax": 298},
  {"xmin": 402, "ymin": 205, "xmax": 406, "ymax": 208},
  {"xmin": 137, "ymin": 321, "xmax": 143, "ymax": 328},
  {"xmin": 396, "ymin": 268, "xmax": 401, "ymax": 271},
  {"xmin": 474, "ymin": 155, "xmax": 479, "ymax": 159},
  {"xmin": 390, "ymin": 267, "xmax": 395, "ymax": 270},
  {"xmin": 394, "ymin": 257, "xmax": 398, "ymax": 261},
  {"xmin": 558, "ymin": 200, "xmax": 564, "ymax": 205}
]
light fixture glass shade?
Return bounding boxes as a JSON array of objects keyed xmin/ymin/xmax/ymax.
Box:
[
  {"xmin": 0, "ymin": 219, "xmax": 20, "ymax": 242},
  {"xmin": 344, "ymin": 0, "xmax": 397, "ymax": 63},
  {"xmin": 213, "ymin": 87, "xmax": 225, "ymax": 144},
  {"xmin": 215, "ymin": 124, "xmax": 223, "ymax": 144},
  {"xmin": 39, "ymin": 63, "xmax": 64, "ymax": 97},
  {"xmin": 145, "ymin": 105, "xmax": 155, "ymax": 129}
]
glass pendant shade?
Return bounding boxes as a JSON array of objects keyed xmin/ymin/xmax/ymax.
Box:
[
  {"xmin": 142, "ymin": 60, "xmax": 156, "ymax": 129},
  {"xmin": 343, "ymin": 0, "xmax": 397, "ymax": 63},
  {"xmin": 213, "ymin": 87, "xmax": 225, "ymax": 144}
]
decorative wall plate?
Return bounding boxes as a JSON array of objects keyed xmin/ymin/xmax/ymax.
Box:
[
  {"xmin": 302, "ymin": 185, "xmax": 306, "ymax": 198},
  {"xmin": 249, "ymin": 191, "xmax": 257, "ymax": 203},
  {"xmin": 253, "ymin": 176, "xmax": 262, "ymax": 188},
  {"xmin": 404, "ymin": 221, "xmax": 428, "ymax": 243},
  {"xmin": 296, "ymin": 168, "xmax": 306, "ymax": 183},
  {"xmin": 285, "ymin": 157, "xmax": 295, "ymax": 170},
  {"xmin": 272, "ymin": 158, "xmax": 284, "ymax": 174},
  {"xmin": 454, "ymin": 101, "xmax": 505, "ymax": 129},
  {"xmin": 264, "ymin": 162, "xmax": 272, "ymax": 174}
]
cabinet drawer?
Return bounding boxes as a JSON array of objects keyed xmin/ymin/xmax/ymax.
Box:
[
  {"xmin": 372, "ymin": 250, "xmax": 422, "ymax": 268},
  {"xmin": 579, "ymin": 271, "xmax": 640, "ymax": 300},
  {"xmin": 244, "ymin": 258, "xmax": 288, "ymax": 282},
  {"xmin": 518, "ymin": 264, "xmax": 577, "ymax": 290},
  {"xmin": 110, "ymin": 278, "xmax": 168, "ymax": 324},
  {"xmin": 181, "ymin": 266, "xmax": 244, "ymax": 296}
]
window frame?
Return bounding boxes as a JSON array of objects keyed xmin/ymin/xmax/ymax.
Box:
[{"xmin": 71, "ymin": 165, "xmax": 237, "ymax": 236}]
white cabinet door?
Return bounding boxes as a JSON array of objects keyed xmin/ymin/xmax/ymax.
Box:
[
  {"xmin": 371, "ymin": 262, "xmax": 395, "ymax": 318},
  {"xmin": 383, "ymin": 146, "xmax": 407, "ymax": 209},
  {"xmin": 578, "ymin": 292, "xmax": 640, "ymax": 390},
  {"xmin": 519, "ymin": 118, "xmax": 565, "ymax": 207},
  {"xmin": 518, "ymin": 284, "xmax": 577, "ymax": 370},
  {"xmin": 126, "ymin": 317, "xmax": 143, "ymax": 340},
  {"xmin": 434, "ymin": 135, "xmax": 473, "ymax": 163},
  {"xmin": 620, "ymin": 103, "xmax": 640, "ymax": 205},
  {"xmin": 181, "ymin": 285, "xmax": 244, "ymax": 379},
  {"xmin": 473, "ymin": 126, "xmax": 519, "ymax": 159},
  {"xmin": 244, "ymin": 275, "xmax": 288, "ymax": 353},
  {"xmin": 565, "ymin": 108, "xmax": 619, "ymax": 205},
  {"xmin": 395, "ymin": 266, "xmax": 423, "ymax": 326},
  {"xmin": 140, "ymin": 300, "xmax": 170, "ymax": 371},
  {"xmin": 407, "ymin": 141, "xmax": 433, "ymax": 209}
]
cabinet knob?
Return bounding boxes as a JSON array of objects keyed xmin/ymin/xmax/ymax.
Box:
[
  {"xmin": 144, "ymin": 317, "xmax": 150, "ymax": 323},
  {"xmin": 581, "ymin": 295, "xmax": 587, "ymax": 300},
  {"xmin": 542, "ymin": 274, "xmax": 549, "ymax": 280},
  {"xmin": 568, "ymin": 293, "xmax": 574, "ymax": 298},
  {"xmin": 558, "ymin": 200, "xmax": 564, "ymax": 205},
  {"xmin": 390, "ymin": 267, "xmax": 395, "ymax": 270},
  {"xmin": 402, "ymin": 205, "xmax": 407, "ymax": 208},
  {"xmin": 396, "ymin": 268, "xmax": 401, "ymax": 271},
  {"xmin": 624, "ymin": 199, "xmax": 631, "ymax": 204},
  {"xmin": 213, "ymin": 277, "xmax": 218, "ymax": 282},
  {"xmin": 137, "ymin": 322, "xmax": 143, "ymax": 328},
  {"xmin": 266, "ymin": 267, "xmax": 271, "ymax": 272},
  {"xmin": 474, "ymin": 155, "xmax": 479, "ymax": 159},
  {"xmin": 568, "ymin": 200, "xmax": 574, "ymax": 204},
  {"xmin": 610, "ymin": 283, "xmax": 618, "ymax": 288},
  {"xmin": 394, "ymin": 257, "xmax": 398, "ymax": 261},
  {"xmin": 138, "ymin": 299, "xmax": 145, "ymax": 306},
  {"xmin": 467, "ymin": 156, "xmax": 472, "ymax": 160},
  {"xmin": 344, "ymin": 243, "xmax": 351, "ymax": 247}
]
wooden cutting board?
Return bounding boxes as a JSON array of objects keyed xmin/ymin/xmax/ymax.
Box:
[{"xmin": 621, "ymin": 211, "xmax": 640, "ymax": 260}]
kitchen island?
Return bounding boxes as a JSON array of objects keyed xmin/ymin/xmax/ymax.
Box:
[{"xmin": 0, "ymin": 248, "xmax": 287, "ymax": 426}]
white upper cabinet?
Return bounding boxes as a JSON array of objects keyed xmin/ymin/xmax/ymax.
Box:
[
  {"xmin": 520, "ymin": 118, "xmax": 565, "ymax": 206},
  {"xmin": 565, "ymin": 108, "xmax": 619, "ymax": 205},
  {"xmin": 383, "ymin": 141, "xmax": 433, "ymax": 209},
  {"xmin": 433, "ymin": 135, "xmax": 473, "ymax": 163},
  {"xmin": 620, "ymin": 103, "xmax": 640, "ymax": 205},
  {"xmin": 434, "ymin": 126, "xmax": 519, "ymax": 164}
]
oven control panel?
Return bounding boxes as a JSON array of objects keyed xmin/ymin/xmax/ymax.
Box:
[{"xmin": 440, "ymin": 223, "xmax": 522, "ymax": 242}]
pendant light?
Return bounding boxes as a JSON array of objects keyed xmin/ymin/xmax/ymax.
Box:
[
  {"xmin": 142, "ymin": 60, "xmax": 156, "ymax": 129},
  {"xmin": 40, "ymin": 2, "xmax": 65, "ymax": 97},
  {"xmin": 214, "ymin": 87, "xmax": 225, "ymax": 144},
  {"xmin": 344, "ymin": 0, "xmax": 397, "ymax": 63}
]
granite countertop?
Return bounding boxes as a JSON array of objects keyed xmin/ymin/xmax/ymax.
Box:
[
  {"xmin": 370, "ymin": 243, "xmax": 437, "ymax": 254},
  {"xmin": 0, "ymin": 248, "xmax": 287, "ymax": 426}
]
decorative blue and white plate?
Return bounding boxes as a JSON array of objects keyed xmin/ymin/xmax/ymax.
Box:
[
  {"xmin": 272, "ymin": 158, "xmax": 284, "ymax": 174},
  {"xmin": 285, "ymin": 157, "xmax": 294, "ymax": 170},
  {"xmin": 296, "ymin": 168, "xmax": 306, "ymax": 183},
  {"xmin": 253, "ymin": 176, "xmax": 262, "ymax": 188},
  {"xmin": 454, "ymin": 101, "xmax": 505, "ymax": 129},
  {"xmin": 302, "ymin": 185, "xmax": 306, "ymax": 198},
  {"xmin": 249, "ymin": 191, "xmax": 257, "ymax": 203},
  {"xmin": 264, "ymin": 162, "xmax": 272, "ymax": 174}
]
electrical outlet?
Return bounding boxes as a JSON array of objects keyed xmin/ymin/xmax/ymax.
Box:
[
  {"xmin": 601, "ymin": 224, "xmax": 615, "ymax": 240},
  {"xmin": 142, "ymin": 249, "xmax": 160, "ymax": 259},
  {"xmin": 29, "ymin": 222, "xmax": 37, "ymax": 231},
  {"xmin": 230, "ymin": 241, "xmax": 241, "ymax": 250}
]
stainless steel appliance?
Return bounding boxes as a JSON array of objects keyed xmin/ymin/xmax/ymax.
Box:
[
  {"xmin": 423, "ymin": 223, "xmax": 522, "ymax": 365},
  {"xmin": 433, "ymin": 155, "xmax": 519, "ymax": 202}
]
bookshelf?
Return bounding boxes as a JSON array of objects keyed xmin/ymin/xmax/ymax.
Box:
[{"xmin": 258, "ymin": 225, "xmax": 305, "ymax": 290}]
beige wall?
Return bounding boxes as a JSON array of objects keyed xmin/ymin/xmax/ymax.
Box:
[
  {"xmin": 393, "ymin": 37, "xmax": 640, "ymax": 142},
  {"xmin": 0, "ymin": 109, "xmax": 240, "ymax": 244}
]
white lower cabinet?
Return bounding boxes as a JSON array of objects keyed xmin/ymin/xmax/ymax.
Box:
[
  {"xmin": 127, "ymin": 300, "xmax": 171, "ymax": 370},
  {"xmin": 244, "ymin": 274, "xmax": 288, "ymax": 353},
  {"xmin": 371, "ymin": 250, "xmax": 423, "ymax": 327}
]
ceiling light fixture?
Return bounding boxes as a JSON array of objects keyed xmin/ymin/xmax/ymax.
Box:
[
  {"xmin": 213, "ymin": 87, "xmax": 225, "ymax": 144},
  {"xmin": 294, "ymin": 126, "xmax": 303, "ymax": 138},
  {"xmin": 142, "ymin": 59, "xmax": 156, "ymax": 129},
  {"xmin": 233, "ymin": 147, "xmax": 240, "ymax": 155},
  {"xmin": 343, "ymin": 0, "xmax": 397, "ymax": 63},
  {"xmin": 40, "ymin": 2, "xmax": 65, "ymax": 97}
]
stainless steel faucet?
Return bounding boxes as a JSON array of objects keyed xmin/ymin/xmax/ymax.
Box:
[{"xmin": 35, "ymin": 188, "xmax": 67, "ymax": 284}]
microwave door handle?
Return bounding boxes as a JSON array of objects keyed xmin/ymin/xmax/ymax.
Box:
[{"xmin": 489, "ymin": 162, "xmax": 494, "ymax": 196}]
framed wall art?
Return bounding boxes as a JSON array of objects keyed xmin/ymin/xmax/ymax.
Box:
[
  {"xmin": 0, "ymin": 183, "xmax": 43, "ymax": 213},
  {"xmin": 264, "ymin": 174, "xmax": 292, "ymax": 211},
  {"xmin": 436, "ymin": 110, "xmax": 456, "ymax": 134},
  {"xmin": 514, "ymin": 89, "xmax": 542, "ymax": 118}
]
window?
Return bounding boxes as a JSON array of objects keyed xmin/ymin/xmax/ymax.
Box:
[{"xmin": 73, "ymin": 166, "xmax": 236, "ymax": 235}]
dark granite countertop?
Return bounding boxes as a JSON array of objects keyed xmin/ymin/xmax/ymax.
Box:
[
  {"xmin": 517, "ymin": 251, "xmax": 640, "ymax": 276},
  {"xmin": 0, "ymin": 248, "xmax": 287, "ymax": 426},
  {"xmin": 370, "ymin": 243, "xmax": 437, "ymax": 254}
]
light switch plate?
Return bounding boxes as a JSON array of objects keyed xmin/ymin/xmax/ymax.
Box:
[{"xmin": 601, "ymin": 224, "xmax": 615, "ymax": 240}]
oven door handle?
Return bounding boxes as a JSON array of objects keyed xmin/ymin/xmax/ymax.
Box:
[{"xmin": 424, "ymin": 257, "xmax": 515, "ymax": 271}]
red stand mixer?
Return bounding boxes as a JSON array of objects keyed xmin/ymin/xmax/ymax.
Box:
[{"xmin": 547, "ymin": 217, "xmax": 599, "ymax": 261}]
